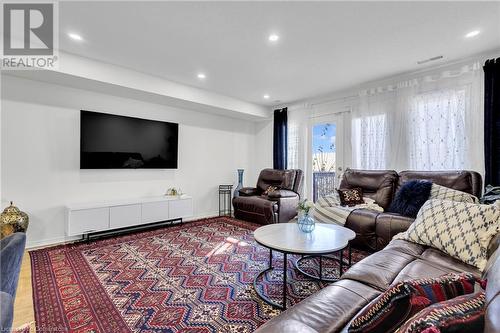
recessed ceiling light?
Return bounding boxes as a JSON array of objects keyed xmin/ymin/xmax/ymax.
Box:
[
  {"xmin": 465, "ymin": 30, "xmax": 480, "ymax": 38},
  {"xmin": 263, "ymin": 94, "xmax": 270, "ymax": 99},
  {"xmin": 68, "ymin": 33, "xmax": 83, "ymax": 41},
  {"xmin": 197, "ymin": 73, "xmax": 206, "ymax": 79},
  {"xmin": 268, "ymin": 34, "xmax": 279, "ymax": 42}
]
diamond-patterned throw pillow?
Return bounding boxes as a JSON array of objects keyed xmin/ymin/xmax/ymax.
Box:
[
  {"xmin": 429, "ymin": 184, "xmax": 478, "ymax": 203},
  {"xmin": 395, "ymin": 292, "xmax": 485, "ymax": 333},
  {"xmin": 348, "ymin": 273, "xmax": 478, "ymax": 333},
  {"xmin": 394, "ymin": 199, "xmax": 500, "ymax": 271}
]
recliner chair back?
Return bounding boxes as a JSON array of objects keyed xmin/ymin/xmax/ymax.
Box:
[
  {"xmin": 256, "ymin": 168, "xmax": 303, "ymax": 196},
  {"xmin": 397, "ymin": 170, "xmax": 482, "ymax": 198},
  {"xmin": 339, "ymin": 169, "xmax": 398, "ymax": 210}
]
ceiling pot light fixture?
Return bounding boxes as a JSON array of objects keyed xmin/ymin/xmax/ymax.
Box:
[
  {"xmin": 263, "ymin": 94, "xmax": 270, "ymax": 99},
  {"xmin": 268, "ymin": 34, "xmax": 279, "ymax": 42},
  {"xmin": 197, "ymin": 73, "xmax": 206, "ymax": 79},
  {"xmin": 68, "ymin": 33, "xmax": 83, "ymax": 41},
  {"xmin": 465, "ymin": 30, "xmax": 480, "ymax": 38}
]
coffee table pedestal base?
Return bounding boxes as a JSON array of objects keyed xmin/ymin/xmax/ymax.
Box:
[{"xmin": 253, "ymin": 250, "xmax": 288, "ymax": 310}]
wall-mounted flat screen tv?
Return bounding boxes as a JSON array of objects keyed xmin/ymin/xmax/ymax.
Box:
[{"xmin": 80, "ymin": 110, "xmax": 178, "ymax": 169}]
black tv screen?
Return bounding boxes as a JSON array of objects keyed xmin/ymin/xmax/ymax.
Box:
[{"xmin": 80, "ymin": 111, "xmax": 178, "ymax": 169}]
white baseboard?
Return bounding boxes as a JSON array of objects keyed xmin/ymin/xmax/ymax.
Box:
[
  {"xmin": 27, "ymin": 235, "xmax": 81, "ymax": 250},
  {"xmin": 26, "ymin": 212, "xmax": 221, "ymax": 250}
]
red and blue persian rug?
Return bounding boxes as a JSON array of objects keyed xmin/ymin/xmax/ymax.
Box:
[{"xmin": 30, "ymin": 217, "xmax": 368, "ymax": 332}]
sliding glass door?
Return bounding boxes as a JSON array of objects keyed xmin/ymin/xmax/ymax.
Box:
[{"xmin": 309, "ymin": 114, "xmax": 345, "ymax": 202}]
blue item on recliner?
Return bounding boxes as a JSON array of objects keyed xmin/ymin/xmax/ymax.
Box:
[
  {"xmin": 0, "ymin": 232, "xmax": 26, "ymax": 331},
  {"xmin": 388, "ymin": 180, "xmax": 433, "ymax": 218}
]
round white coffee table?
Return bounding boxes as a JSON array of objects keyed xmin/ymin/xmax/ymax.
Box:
[{"xmin": 253, "ymin": 223, "xmax": 355, "ymax": 310}]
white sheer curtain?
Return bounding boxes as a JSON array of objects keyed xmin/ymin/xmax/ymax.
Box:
[
  {"xmin": 408, "ymin": 89, "xmax": 467, "ymax": 170},
  {"xmin": 352, "ymin": 113, "xmax": 387, "ymax": 169},
  {"xmin": 351, "ymin": 62, "xmax": 483, "ymax": 173}
]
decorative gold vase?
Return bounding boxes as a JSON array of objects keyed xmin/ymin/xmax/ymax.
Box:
[{"xmin": 0, "ymin": 201, "xmax": 29, "ymax": 238}]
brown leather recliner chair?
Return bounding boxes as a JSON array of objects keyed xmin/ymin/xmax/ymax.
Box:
[
  {"xmin": 340, "ymin": 169, "xmax": 483, "ymax": 251},
  {"xmin": 233, "ymin": 169, "xmax": 304, "ymax": 225}
]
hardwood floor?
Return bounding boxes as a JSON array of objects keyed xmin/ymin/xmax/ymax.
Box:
[{"xmin": 13, "ymin": 251, "xmax": 35, "ymax": 329}]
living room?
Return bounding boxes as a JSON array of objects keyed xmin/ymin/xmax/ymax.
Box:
[{"xmin": 0, "ymin": 1, "xmax": 499, "ymax": 333}]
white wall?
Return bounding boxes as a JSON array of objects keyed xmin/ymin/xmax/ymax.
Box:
[{"xmin": 1, "ymin": 75, "xmax": 258, "ymax": 248}]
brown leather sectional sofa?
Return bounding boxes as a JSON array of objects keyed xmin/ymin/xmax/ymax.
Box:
[
  {"xmin": 255, "ymin": 168, "xmax": 498, "ymax": 333},
  {"xmin": 255, "ymin": 236, "xmax": 500, "ymax": 333},
  {"xmin": 233, "ymin": 169, "xmax": 304, "ymax": 225},
  {"xmin": 340, "ymin": 169, "xmax": 482, "ymax": 251}
]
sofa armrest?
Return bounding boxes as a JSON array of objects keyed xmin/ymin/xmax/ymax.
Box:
[
  {"xmin": 267, "ymin": 189, "xmax": 298, "ymax": 199},
  {"xmin": 0, "ymin": 233, "xmax": 26, "ymax": 297},
  {"xmin": 276, "ymin": 196, "xmax": 300, "ymax": 223},
  {"xmin": 375, "ymin": 213, "xmax": 414, "ymax": 250},
  {"xmin": 238, "ymin": 187, "xmax": 259, "ymax": 196},
  {"xmin": 345, "ymin": 209, "xmax": 381, "ymax": 251}
]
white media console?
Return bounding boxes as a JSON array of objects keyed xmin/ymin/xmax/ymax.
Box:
[{"xmin": 66, "ymin": 195, "xmax": 193, "ymax": 236}]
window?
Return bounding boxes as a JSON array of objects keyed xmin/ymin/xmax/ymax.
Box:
[{"xmin": 408, "ymin": 89, "xmax": 467, "ymax": 170}]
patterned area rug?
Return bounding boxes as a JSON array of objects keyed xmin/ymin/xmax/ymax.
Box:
[{"xmin": 30, "ymin": 217, "xmax": 368, "ymax": 332}]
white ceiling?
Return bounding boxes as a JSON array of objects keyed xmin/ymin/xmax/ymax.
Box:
[{"xmin": 60, "ymin": 1, "xmax": 500, "ymax": 106}]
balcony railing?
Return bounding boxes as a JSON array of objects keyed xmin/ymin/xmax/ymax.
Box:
[{"xmin": 313, "ymin": 171, "xmax": 336, "ymax": 202}]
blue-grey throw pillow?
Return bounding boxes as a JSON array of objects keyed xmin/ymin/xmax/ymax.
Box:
[{"xmin": 388, "ymin": 180, "xmax": 432, "ymax": 218}]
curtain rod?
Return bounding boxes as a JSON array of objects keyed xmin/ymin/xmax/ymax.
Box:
[
  {"xmin": 309, "ymin": 95, "xmax": 358, "ymax": 107},
  {"xmin": 309, "ymin": 107, "xmax": 352, "ymax": 119}
]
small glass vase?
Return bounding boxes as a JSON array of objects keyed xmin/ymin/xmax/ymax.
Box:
[{"xmin": 297, "ymin": 211, "xmax": 315, "ymax": 233}]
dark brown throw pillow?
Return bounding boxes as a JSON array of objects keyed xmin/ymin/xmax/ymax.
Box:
[
  {"xmin": 394, "ymin": 292, "xmax": 485, "ymax": 333},
  {"xmin": 338, "ymin": 188, "xmax": 364, "ymax": 206},
  {"xmin": 348, "ymin": 273, "xmax": 479, "ymax": 333}
]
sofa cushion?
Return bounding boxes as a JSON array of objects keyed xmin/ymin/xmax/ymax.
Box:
[
  {"xmin": 388, "ymin": 180, "xmax": 432, "ymax": 218},
  {"xmin": 394, "ymin": 199, "xmax": 500, "ymax": 271},
  {"xmin": 341, "ymin": 239, "xmax": 480, "ymax": 291},
  {"xmin": 255, "ymin": 279, "xmax": 381, "ymax": 333},
  {"xmin": 348, "ymin": 273, "xmax": 477, "ymax": 333},
  {"xmin": 267, "ymin": 189, "xmax": 297, "ymax": 199},
  {"xmin": 395, "ymin": 292, "xmax": 485, "ymax": 333},
  {"xmin": 342, "ymin": 248, "xmax": 417, "ymax": 290},
  {"xmin": 384, "ymin": 239, "xmax": 427, "ymax": 256},
  {"xmin": 429, "ymin": 183, "xmax": 478, "ymax": 203}
]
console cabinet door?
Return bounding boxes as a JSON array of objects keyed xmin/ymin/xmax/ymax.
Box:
[
  {"xmin": 68, "ymin": 208, "xmax": 109, "ymax": 236},
  {"xmin": 110, "ymin": 204, "xmax": 141, "ymax": 229},
  {"xmin": 142, "ymin": 201, "xmax": 170, "ymax": 224},
  {"xmin": 169, "ymin": 199, "xmax": 193, "ymax": 219}
]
